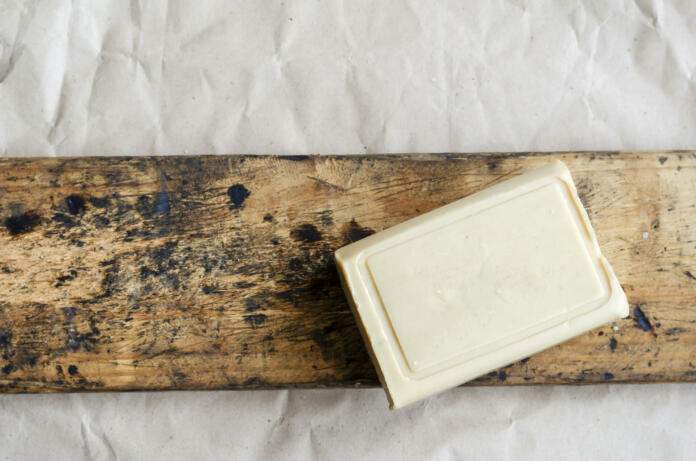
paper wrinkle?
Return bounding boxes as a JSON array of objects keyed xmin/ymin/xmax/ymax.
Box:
[
  {"xmin": 81, "ymin": 419, "xmax": 119, "ymax": 461},
  {"xmin": 13, "ymin": 2, "xmax": 694, "ymax": 154},
  {"xmin": 0, "ymin": 2, "xmax": 31, "ymax": 85},
  {"xmin": 1, "ymin": 1, "xmax": 695, "ymax": 155},
  {"xmin": 634, "ymin": 0, "xmax": 661, "ymax": 30},
  {"xmin": 45, "ymin": 9, "xmax": 72, "ymax": 152}
]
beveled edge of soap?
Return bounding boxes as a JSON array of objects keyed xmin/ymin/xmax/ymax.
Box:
[
  {"xmin": 335, "ymin": 161, "xmax": 629, "ymax": 409},
  {"xmin": 336, "ymin": 260, "xmax": 396, "ymax": 408}
]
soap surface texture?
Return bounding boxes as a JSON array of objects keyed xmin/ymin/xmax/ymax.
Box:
[{"xmin": 335, "ymin": 161, "xmax": 628, "ymax": 409}]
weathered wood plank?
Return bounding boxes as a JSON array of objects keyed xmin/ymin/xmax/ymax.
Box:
[{"xmin": 0, "ymin": 152, "xmax": 694, "ymax": 392}]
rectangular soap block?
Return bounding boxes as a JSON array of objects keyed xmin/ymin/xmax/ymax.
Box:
[{"xmin": 335, "ymin": 161, "xmax": 629, "ymax": 409}]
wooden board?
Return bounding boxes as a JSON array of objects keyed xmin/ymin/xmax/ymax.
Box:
[{"xmin": 0, "ymin": 152, "xmax": 694, "ymax": 392}]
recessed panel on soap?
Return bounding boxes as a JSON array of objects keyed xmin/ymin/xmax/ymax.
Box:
[{"xmin": 366, "ymin": 181, "xmax": 607, "ymax": 375}]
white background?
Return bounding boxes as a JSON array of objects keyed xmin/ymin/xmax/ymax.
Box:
[{"xmin": 1, "ymin": 1, "xmax": 695, "ymax": 459}]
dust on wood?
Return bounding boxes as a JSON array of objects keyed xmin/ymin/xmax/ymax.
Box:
[{"xmin": 0, "ymin": 152, "xmax": 695, "ymax": 392}]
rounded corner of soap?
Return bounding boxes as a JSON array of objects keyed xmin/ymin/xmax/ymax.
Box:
[
  {"xmin": 334, "ymin": 247, "xmax": 347, "ymax": 264},
  {"xmin": 386, "ymin": 394, "xmax": 398, "ymax": 411},
  {"xmin": 335, "ymin": 245, "xmax": 361, "ymax": 268},
  {"xmin": 604, "ymin": 275, "xmax": 630, "ymax": 319},
  {"xmin": 386, "ymin": 391, "xmax": 410, "ymax": 411},
  {"xmin": 619, "ymin": 303, "xmax": 630, "ymax": 319},
  {"xmin": 549, "ymin": 160, "xmax": 572, "ymax": 180},
  {"xmin": 552, "ymin": 159, "xmax": 569, "ymax": 169},
  {"xmin": 335, "ymin": 243, "xmax": 358, "ymax": 262},
  {"xmin": 615, "ymin": 294, "xmax": 630, "ymax": 319}
]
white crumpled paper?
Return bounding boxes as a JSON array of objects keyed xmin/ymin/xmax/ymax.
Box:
[{"xmin": 1, "ymin": 1, "xmax": 695, "ymax": 459}]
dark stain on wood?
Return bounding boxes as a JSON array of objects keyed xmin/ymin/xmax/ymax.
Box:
[
  {"xmin": 56, "ymin": 270, "xmax": 78, "ymax": 287},
  {"xmin": 610, "ymin": 337, "xmax": 618, "ymax": 351},
  {"xmin": 245, "ymin": 298, "xmax": 262, "ymax": 312},
  {"xmin": 64, "ymin": 318, "xmax": 100, "ymax": 352},
  {"xmin": 52, "ymin": 213, "xmax": 77, "ymax": 228},
  {"xmin": 664, "ymin": 327, "xmax": 685, "ymax": 336},
  {"xmin": 278, "ymin": 155, "xmax": 310, "ymax": 162},
  {"xmin": 243, "ymin": 377, "xmax": 265, "ymax": 386},
  {"xmin": 341, "ymin": 219, "xmax": 375, "ymax": 244},
  {"xmin": 0, "ymin": 328, "xmax": 10, "ymax": 347},
  {"xmin": 290, "ymin": 224, "xmax": 322, "ymax": 243},
  {"xmin": 244, "ymin": 314, "xmax": 267, "ymax": 328},
  {"xmin": 685, "ymin": 271, "xmax": 696, "ymax": 281},
  {"xmin": 66, "ymin": 195, "xmax": 86, "ymax": 215},
  {"xmin": 156, "ymin": 187, "xmax": 170, "ymax": 215},
  {"xmin": 633, "ymin": 306, "xmax": 656, "ymax": 335},
  {"xmin": 227, "ymin": 184, "xmax": 250, "ymax": 210},
  {"xmin": 319, "ymin": 210, "xmax": 333, "ymax": 227},
  {"xmin": 311, "ymin": 321, "xmax": 343, "ymax": 362},
  {"xmin": 289, "ymin": 258, "xmax": 303, "ymax": 271},
  {"xmin": 4, "ymin": 211, "xmax": 41, "ymax": 235},
  {"xmin": 88, "ymin": 196, "xmax": 109, "ymax": 208}
]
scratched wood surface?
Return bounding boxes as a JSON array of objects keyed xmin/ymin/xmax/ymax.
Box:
[{"xmin": 0, "ymin": 152, "xmax": 694, "ymax": 392}]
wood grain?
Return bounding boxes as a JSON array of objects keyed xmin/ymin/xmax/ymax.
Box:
[{"xmin": 0, "ymin": 152, "xmax": 694, "ymax": 392}]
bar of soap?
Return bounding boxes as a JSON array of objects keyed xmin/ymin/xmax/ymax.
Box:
[{"xmin": 335, "ymin": 161, "xmax": 628, "ymax": 409}]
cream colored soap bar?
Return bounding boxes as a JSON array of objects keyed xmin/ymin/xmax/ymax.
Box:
[{"xmin": 335, "ymin": 161, "xmax": 629, "ymax": 409}]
